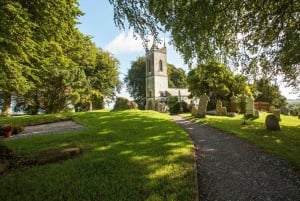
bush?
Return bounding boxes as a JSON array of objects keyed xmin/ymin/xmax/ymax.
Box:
[
  {"xmin": 113, "ymin": 97, "xmax": 138, "ymax": 111},
  {"xmin": 12, "ymin": 125, "xmax": 24, "ymax": 135}
]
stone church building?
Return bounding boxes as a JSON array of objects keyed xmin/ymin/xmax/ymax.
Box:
[{"xmin": 145, "ymin": 42, "xmax": 191, "ymax": 110}]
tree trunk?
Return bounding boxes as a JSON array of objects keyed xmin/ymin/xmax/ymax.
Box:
[{"xmin": 1, "ymin": 92, "xmax": 11, "ymax": 116}]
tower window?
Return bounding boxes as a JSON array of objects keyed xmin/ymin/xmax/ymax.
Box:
[
  {"xmin": 148, "ymin": 60, "xmax": 151, "ymax": 72},
  {"xmin": 159, "ymin": 60, "xmax": 163, "ymax": 71}
]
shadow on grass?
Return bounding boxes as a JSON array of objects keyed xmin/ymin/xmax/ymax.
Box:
[{"xmin": 0, "ymin": 110, "xmax": 196, "ymax": 201}]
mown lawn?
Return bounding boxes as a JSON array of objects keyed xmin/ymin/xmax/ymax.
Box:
[
  {"xmin": 0, "ymin": 110, "xmax": 196, "ymax": 201},
  {"xmin": 182, "ymin": 112, "xmax": 300, "ymax": 169}
]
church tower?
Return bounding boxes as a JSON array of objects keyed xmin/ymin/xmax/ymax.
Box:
[{"xmin": 145, "ymin": 42, "xmax": 168, "ymax": 109}]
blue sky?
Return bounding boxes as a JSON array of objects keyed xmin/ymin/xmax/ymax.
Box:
[
  {"xmin": 77, "ymin": 0, "xmax": 188, "ymax": 103},
  {"xmin": 77, "ymin": 0, "xmax": 298, "ymax": 100}
]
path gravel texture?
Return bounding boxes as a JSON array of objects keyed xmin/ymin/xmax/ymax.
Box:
[
  {"xmin": 172, "ymin": 115, "xmax": 300, "ymax": 201},
  {"xmin": 9, "ymin": 121, "xmax": 86, "ymax": 139}
]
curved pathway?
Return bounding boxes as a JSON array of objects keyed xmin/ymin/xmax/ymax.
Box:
[{"xmin": 172, "ymin": 115, "xmax": 300, "ymax": 201}]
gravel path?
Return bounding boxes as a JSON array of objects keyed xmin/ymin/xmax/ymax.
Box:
[
  {"xmin": 172, "ymin": 115, "xmax": 300, "ymax": 201},
  {"xmin": 9, "ymin": 121, "xmax": 86, "ymax": 139}
]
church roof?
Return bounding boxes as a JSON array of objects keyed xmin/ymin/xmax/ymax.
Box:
[{"xmin": 166, "ymin": 88, "xmax": 190, "ymax": 97}]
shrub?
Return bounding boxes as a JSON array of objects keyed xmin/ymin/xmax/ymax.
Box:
[
  {"xmin": 12, "ymin": 125, "xmax": 24, "ymax": 135},
  {"xmin": 113, "ymin": 97, "xmax": 138, "ymax": 111}
]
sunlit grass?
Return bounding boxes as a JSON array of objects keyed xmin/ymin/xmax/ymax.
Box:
[
  {"xmin": 0, "ymin": 110, "xmax": 196, "ymax": 201},
  {"xmin": 181, "ymin": 112, "xmax": 300, "ymax": 169}
]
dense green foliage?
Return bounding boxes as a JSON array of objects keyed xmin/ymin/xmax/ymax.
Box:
[
  {"xmin": 124, "ymin": 57, "xmax": 147, "ymax": 109},
  {"xmin": 182, "ymin": 113, "xmax": 300, "ymax": 169},
  {"xmin": 187, "ymin": 62, "xmax": 251, "ymax": 109},
  {"xmin": 167, "ymin": 64, "xmax": 187, "ymax": 88},
  {"xmin": 109, "ymin": 0, "xmax": 300, "ymax": 91},
  {"xmin": 125, "ymin": 56, "xmax": 187, "ymax": 109},
  {"xmin": 252, "ymin": 78, "xmax": 287, "ymax": 107},
  {"xmin": 0, "ymin": 0, "xmax": 120, "ymax": 115},
  {"xmin": 0, "ymin": 110, "xmax": 196, "ymax": 201}
]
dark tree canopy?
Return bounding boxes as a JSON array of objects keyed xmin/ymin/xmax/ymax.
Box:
[
  {"xmin": 167, "ymin": 64, "xmax": 187, "ymax": 88},
  {"xmin": 109, "ymin": 0, "xmax": 300, "ymax": 91},
  {"xmin": 0, "ymin": 0, "xmax": 120, "ymax": 115}
]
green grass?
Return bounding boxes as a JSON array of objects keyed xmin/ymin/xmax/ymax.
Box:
[
  {"xmin": 181, "ymin": 112, "xmax": 300, "ymax": 169},
  {"xmin": 0, "ymin": 110, "xmax": 196, "ymax": 201}
]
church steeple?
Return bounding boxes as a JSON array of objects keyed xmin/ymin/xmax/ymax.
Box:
[{"xmin": 145, "ymin": 41, "xmax": 168, "ymax": 110}]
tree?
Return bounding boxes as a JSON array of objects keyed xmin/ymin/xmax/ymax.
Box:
[
  {"xmin": 108, "ymin": 0, "xmax": 300, "ymax": 91},
  {"xmin": 124, "ymin": 57, "xmax": 147, "ymax": 109},
  {"xmin": 0, "ymin": 1, "xmax": 37, "ymax": 116},
  {"xmin": 167, "ymin": 64, "xmax": 187, "ymax": 88},
  {"xmin": 253, "ymin": 78, "xmax": 287, "ymax": 107},
  {"xmin": 82, "ymin": 48, "xmax": 120, "ymax": 111},
  {"xmin": 0, "ymin": 0, "xmax": 84, "ymax": 115},
  {"xmin": 187, "ymin": 62, "xmax": 243, "ymax": 109}
]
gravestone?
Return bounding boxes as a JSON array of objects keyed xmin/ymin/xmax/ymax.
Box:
[
  {"xmin": 280, "ymin": 106, "xmax": 290, "ymax": 115},
  {"xmin": 273, "ymin": 109, "xmax": 281, "ymax": 121},
  {"xmin": 197, "ymin": 93, "xmax": 210, "ymax": 117},
  {"xmin": 269, "ymin": 105, "xmax": 276, "ymax": 113},
  {"xmin": 216, "ymin": 100, "xmax": 227, "ymax": 116},
  {"xmin": 245, "ymin": 96, "xmax": 254, "ymax": 117},
  {"xmin": 229, "ymin": 93, "xmax": 238, "ymax": 112},
  {"xmin": 161, "ymin": 102, "xmax": 167, "ymax": 113},
  {"xmin": 265, "ymin": 114, "xmax": 280, "ymax": 131},
  {"xmin": 240, "ymin": 94, "xmax": 247, "ymax": 114},
  {"xmin": 191, "ymin": 105, "xmax": 198, "ymax": 116},
  {"xmin": 254, "ymin": 110, "xmax": 260, "ymax": 118}
]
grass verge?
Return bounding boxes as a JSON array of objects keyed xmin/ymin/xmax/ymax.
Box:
[
  {"xmin": 181, "ymin": 112, "xmax": 300, "ymax": 169},
  {"xmin": 0, "ymin": 110, "xmax": 196, "ymax": 201}
]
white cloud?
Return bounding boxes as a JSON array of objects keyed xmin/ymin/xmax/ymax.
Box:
[{"xmin": 104, "ymin": 30, "xmax": 144, "ymax": 54}]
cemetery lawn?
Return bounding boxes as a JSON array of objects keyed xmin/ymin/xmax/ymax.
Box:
[
  {"xmin": 0, "ymin": 110, "xmax": 196, "ymax": 201},
  {"xmin": 181, "ymin": 112, "xmax": 300, "ymax": 169}
]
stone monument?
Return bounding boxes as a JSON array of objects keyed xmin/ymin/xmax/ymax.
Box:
[
  {"xmin": 265, "ymin": 114, "xmax": 280, "ymax": 131},
  {"xmin": 197, "ymin": 93, "xmax": 210, "ymax": 118},
  {"xmin": 229, "ymin": 93, "xmax": 238, "ymax": 113},
  {"xmin": 273, "ymin": 109, "xmax": 281, "ymax": 121},
  {"xmin": 216, "ymin": 100, "xmax": 227, "ymax": 116},
  {"xmin": 240, "ymin": 93, "xmax": 247, "ymax": 114},
  {"xmin": 245, "ymin": 96, "xmax": 254, "ymax": 117}
]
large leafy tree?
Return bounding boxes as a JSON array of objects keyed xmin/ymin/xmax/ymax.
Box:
[
  {"xmin": 0, "ymin": 0, "xmax": 83, "ymax": 115},
  {"xmin": 82, "ymin": 48, "xmax": 120, "ymax": 111},
  {"xmin": 125, "ymin": 57, "xmax": 147, "ymax": 109},
  {"xmin": 187, "ymin": 62, "xmax": 250, "ymax": 109},
  {"xmin": 108, "ymin": 0, "xmax": 300, "ymax": 91},
  {"xmin": 0, "ymin": 1, "xmax": 37, "ymax": 116},
  {"xmin": 253, "ymin": 78, "xmax": 287, "ymax": 107},
  {"xmin": 168, "ymin": 64, "xmax": 187, "ymax": 88}
]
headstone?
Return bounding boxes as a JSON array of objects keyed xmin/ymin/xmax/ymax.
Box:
[
  {"xmin": 254, "ymin": 110, "xmax": 260, "ymax": 118},
  {"xmin": 161, "ymin": 102, "xmax": 167, "ymax": 113},
  {"xmin": 265, "ymin": 114, "xmax": 280, "ymax": 131},
  {"xmin": 146, "ymin": 99, "xmax": 154, "ymax": 110},
  {"xmin": 216, "ymin": 100, "xmax": 227, "ymax": 116},
  {"xmin": 189, "ymin": 100, "xmax": 195, "ymax": 111},
  {"xmin": 191, "ymin": 105, "xmax": 198, "ymax": 116},
  {"xmin": 154, "ymin": 100, "xmax": 160, "ymax": 111},
  {"xmin": 229, "ymin": 93, "xmax": 238, "ymax": 112},
  {"xmin": 240, "ymin": 94, "xmax": 247, "ymax": 114},
  {"xmin": 273, "ymin": 109, "xmax": 281, "ymax": 121},
  {"xmin": 269, "ymin": 105, "xmax": 276, "ymax": 113},
  {"xmin": 245, "ymin": 96, "xmax": 254, "ymax": 116},
  {"xmin": 197, "ymin": 93, "xmax": 210, "ymax": 117}
]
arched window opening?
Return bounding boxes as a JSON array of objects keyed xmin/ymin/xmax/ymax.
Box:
[
  {"xmin": 148, "ymin": 60, "xmax": 151, "ymax": 72},
  {"xmin": 159, "ymin": 60, "xmax": 163, "ymax": 71}
]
